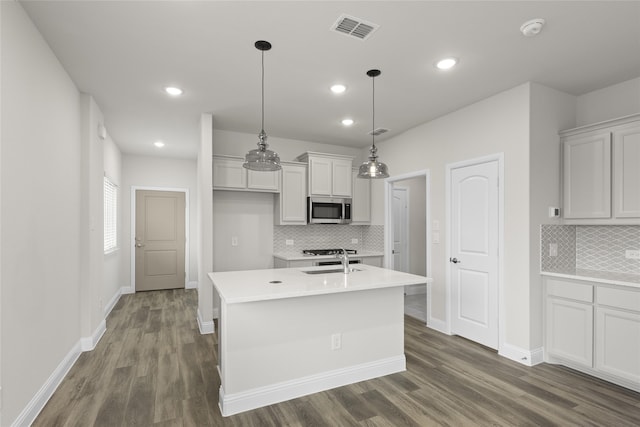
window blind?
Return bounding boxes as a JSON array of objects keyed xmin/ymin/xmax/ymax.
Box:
[{"xmin": 104, "ymin": 176, "xmax": 118, "ymax": 253}]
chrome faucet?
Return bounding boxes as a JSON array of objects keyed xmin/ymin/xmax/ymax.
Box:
[{"xmin": 337, "ymin": 248, "xmax": 350, "ymax": 274}]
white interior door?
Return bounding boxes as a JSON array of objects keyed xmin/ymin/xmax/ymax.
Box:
[
  {"xmin": 450, "ymin": 160, "xmax": 499, "ymax": 349},
  {"xmin": 135, "ymin": 190, "xmax": 186, "ymax": 291},
  {"xmin": 392, "ymin": 187, "xmax": 409, "ymax": 273}
]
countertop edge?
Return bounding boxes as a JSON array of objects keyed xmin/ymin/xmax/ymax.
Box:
[{"xmin": 540, "ymin": 270, "xmax": 640, "ymax": 289}]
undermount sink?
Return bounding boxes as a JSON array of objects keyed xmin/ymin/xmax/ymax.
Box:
[{"xmin": 303, "ymin": 267, "xmax": 361, "ymax": 275}]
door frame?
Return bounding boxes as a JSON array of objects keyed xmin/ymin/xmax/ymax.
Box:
[
  {"xmin": 445, "ymin": 153, "xmax": 504, "ymax": 348},
  {"xmin": 130, "ymin": 186, "xmax": 190, "ymax": 292},
  {"xmin": 392, "ymin": 186, "xmax": 410, "ymax": 273},
  {"xmin": 384, "ymin": 169, "xmax": 431, "ymax": 323}
]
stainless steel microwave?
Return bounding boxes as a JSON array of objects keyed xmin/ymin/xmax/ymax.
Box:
[{"xmin": 307, "ymin": 197, "xmax": 352, "ymax": 224}]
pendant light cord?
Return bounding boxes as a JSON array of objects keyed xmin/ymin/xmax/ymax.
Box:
[
  {"xmin": 371, "ymin": 74, "xmax": 375, "ymax": 150},
  {"xmin": 261, "ymin": 49, "xmax": 265, "ymax": 133}
]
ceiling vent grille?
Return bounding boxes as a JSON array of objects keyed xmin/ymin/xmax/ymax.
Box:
[
  {"xmin": 368, "ymin": 128, "xmax": 389, "ymax": 136},
  {"xmin": 331, "ymin": 14, "xmax": 379, "ymax": 40}
]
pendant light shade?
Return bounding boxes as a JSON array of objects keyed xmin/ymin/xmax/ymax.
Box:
[
  {"xmin": 243, "ymin": 40, "xmax": 281, "ymax": 172},
  {"xmin": 358, "ymin": 69, "xmax": 389, "ymax": 179}
]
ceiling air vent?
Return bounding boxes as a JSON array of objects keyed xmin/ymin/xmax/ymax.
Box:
[
  {"xmin": 331, "ymin": 14, "xmax": 379, "ymax": 40},
  {"xmin": 368, "ymin": 128, "xmax": 389, "ymax": 136}
]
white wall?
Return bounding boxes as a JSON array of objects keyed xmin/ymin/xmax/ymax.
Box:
[
  {"xmin": 576, "ymin": 76, "xmax": 640, "ymax": 126},
  {"xmin": 372, "ymin": 83, "xmax": 531, "ymax": 349},
  {"xmin": 213, "ymin": 129, "xmax": 365, "ymax": 162},
  {"xmin": 1, "ymin": 3, "xmax": 82, "ymax": 424},
  {"xmin": 120, "ymin": 154, "xmax": 198, "ymax": 290},
  {"xmin": 213, "ymin": 191, "xmax": 275, "ymax": 271},
  {"xmin": 528, "ymin": 83, "xmax": 576, "ymax": 349}
]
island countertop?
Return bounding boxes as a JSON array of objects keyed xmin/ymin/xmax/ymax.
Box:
[{"xmin": 209, "ymin": 264, "xmax": 431, "ymax": 304}]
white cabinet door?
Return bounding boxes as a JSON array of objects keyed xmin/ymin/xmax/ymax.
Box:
[
  {"xmin": 247, "ymin": 169, "xmax": 280, "ymax": 192},
  {"xmin": 595, "ymin": 307, "xmax": 640, "ymax": 384},
  {"xmin": 275, "ymin": 163, "xmax": 307, "ymax": 225},
  {"xmin": 351, "ymin": 169, "xmax": 371, "ymax": 223},
  {"xmin": 563, "ymin": 131, "xmax": 611, "ymax": 219},
  {"xmin": 546, "ymin": 297, "xmax": 594, "ymax": 367},
  {"xmin": 213, "ymin": 157, "xmax": 246, "ymax": 189},
  {"xmin": 613, "ymin": 123, "xmax": 640, "ymax": 218},
  {"xmin": 309, "ymin": 156, "xmax": 332, "ymax": 196},
  {"xmin": 332, "ymin": 158, "xmax": 353, "ymax": 197}
]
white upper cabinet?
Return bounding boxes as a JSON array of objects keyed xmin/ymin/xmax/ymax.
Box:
[
  {"xmin": 613, "ymin": 122, "xmax": 640, "ymax": 218},
  {"xmin": 351, "ymin": 168, "xmax": 371, "ymax": 224},
  {"xmin": 562, "ymin": 131, "xmax": 611, "ymax": 219},
  {"xmin": 297, "ymin": 152, "xmax": 354, "ymax": 197},
  {"xmin": 561, "ymin": 114, "xmax": 640, "ymax": 224},
  {"xmin": 213, "ymin": 155, "xmax": 280, "ymax": 193},
  {"xmin": 275, "ymin": 162, "xmax": 307, "ymax": 225}
]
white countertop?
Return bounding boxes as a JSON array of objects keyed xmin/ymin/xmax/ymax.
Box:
[
  {"xmin": 541, "ymin": 269, "xmax": 640, "ymax": 289},
  {"xmin": 209, "ymin": 264, "xmax": 431, "ymax": 304},
  {"xmin": 273, "ymin": 251, "xmax": 384, "ymax": 261}
]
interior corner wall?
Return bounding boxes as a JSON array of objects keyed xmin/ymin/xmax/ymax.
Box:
[
  {"xmin": 198, "ymin": 114, "xmax": 215, "ymax": 322},
  {"xmin": 371, "ymin": 83, "xmax": 531, "ymax": 349},
  {"xmin": 528, "ymin": 83, "xmax": 576, "ymax": 350},
  {"xmin": 1, "ymin": 2, "xmax": 83, "ymax": 424},
  {"xmin": 120, "ymin": 154, "xmax": 199, "ymax": 290},
  {"xmin": 576, "ymin": 76, "xmax": 640, "ymax": 126}
]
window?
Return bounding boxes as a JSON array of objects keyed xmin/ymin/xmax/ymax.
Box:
[{"xmin": 104, "ymin": 176, "xmax": 118, "ymax": 253}]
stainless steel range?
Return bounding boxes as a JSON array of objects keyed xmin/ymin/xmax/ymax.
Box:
[{"xmin": 302, "ymin": 249, "xmax": 357, "ymax": 256}]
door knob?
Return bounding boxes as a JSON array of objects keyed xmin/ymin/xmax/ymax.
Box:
[
  {"xmin": 135, "ymin": 243, "xmax": 144, "ymax": 248},
  {"xmin": 449, "ymin": 257, "xmax": 461, "ymax": 264}
]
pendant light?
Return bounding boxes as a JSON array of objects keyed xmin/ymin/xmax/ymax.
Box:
[
  {"xmin": 357, "ymin": 69, "xmax": 389, "ymax": 179},
  {"xmin": 243, "ymin": 40, "xmax": 281, "ymax": 171}
]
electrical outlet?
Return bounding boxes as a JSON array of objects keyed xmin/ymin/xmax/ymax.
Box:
[
  {"xmin": 285, "ymin": 239, "xmax": 294, "ymax": 246},
  {"xmin": 231, "ymin": 236, "xmax": 238, "ymax": 247},
  {"xmin": 331, "ymin": 333, "xmax": 342, "ymax": 350},
  {"xmin": 351, "ymin": 238, "xmax": 358, "ymax": 244},
  {"xmin": 432, "ymin": 232, "xmax": 440, "ymax": 244},
  {"xmin": 549, "ymin": 243, "xmax": 558, "ymax": 257},
  {"xmin": 625, "ymin": 249, "xmax": 640, "ymax": 260}
]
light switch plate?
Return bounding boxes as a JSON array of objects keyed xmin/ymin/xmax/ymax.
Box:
[
  {"xmin": 285, "ymin": 239, "xmax": 294, "ymax": 246},
  {"xmin": 549, "ymin": 243, "xmax": 558, "ymax": 257},
  {"xmin": 351, "ymin": 238, "xmax": 358, "ymax": 244}
]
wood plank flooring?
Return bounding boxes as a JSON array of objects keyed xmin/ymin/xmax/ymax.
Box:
[{"xmin": 34, "ymin": 289, "xmax": 640, "ymax": 426}]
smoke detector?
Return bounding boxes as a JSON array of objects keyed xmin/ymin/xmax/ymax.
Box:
[{"xmin": 520, "ymin": 18, "xmax": 545, "ymax": 37}]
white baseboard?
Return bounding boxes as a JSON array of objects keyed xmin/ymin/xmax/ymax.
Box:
[
  {"xmin": 197, "ymin": 308, "xmax": 215, "ymax": 335},
  {"xmin": 121, "ymin": 286, "xmax": 135, "ymax": 295},
  {"xmin": 427, "ymin": 317, "xmax": 450, "ymax": 335},
  {"xmin": 103, "ymin": 286, "xmax": 128, "ymax": 318},
  {"xmin": 80, "ymin": 319, "xmax": 106, "ymax": 352},
  {"xmin": 499, "ymin": 343, "xmax": 544, "ymax": 366},
  {"xmin": 11, "ymin": 342, "xmax": 82, "ymax": 427},
  {"xmin": 186, "ymin": 281, "xmax": 198, "ymax": 289},
  {"xmin": 219, "ymin": 355, "xmax": 406, "ymax": 417}
]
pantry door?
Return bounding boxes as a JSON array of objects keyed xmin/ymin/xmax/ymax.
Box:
[
  {"xmin": 449, "ymin": 157, "xmax": 500, "ymax": 349},
  {"xmin": 135, "ymin": 190, "xmax": 186, "ymax": 291}
]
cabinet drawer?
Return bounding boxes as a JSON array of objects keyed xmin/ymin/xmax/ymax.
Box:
[
  {"xmin": 547, "ymin": 278, "xmax": 593, "ymax": 303},
  {"xmin": 598, "ymin": 286, "xmax": 640, "ymax": 312}
]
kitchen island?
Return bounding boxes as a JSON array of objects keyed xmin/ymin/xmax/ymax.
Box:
[{"xmin": 209, "ymin": 264, "xmax": 431, "ymax": 416}]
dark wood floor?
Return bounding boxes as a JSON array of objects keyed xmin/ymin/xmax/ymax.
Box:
[{"xmin": 34, "ymin": 289, "xmax": 640, "ymax": 426}]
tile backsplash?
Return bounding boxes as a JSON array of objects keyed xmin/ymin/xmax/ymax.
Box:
[
  {"xmin": 274, "ymin": 225, "xmax": 384, "ymax": 255},
  {"xmin": 541, "ymin": 225, "xmax": 640, "ymax": 274}
]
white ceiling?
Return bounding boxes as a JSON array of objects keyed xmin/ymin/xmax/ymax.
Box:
[{"xmin": 20, "ymin": 1, "xmax": 640, "ymax": 159}]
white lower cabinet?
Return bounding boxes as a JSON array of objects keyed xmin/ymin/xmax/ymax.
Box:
[
  {"xmin": 544, "ymin": 276, "xmax": 640, "ymax": 392},
  {"xmin": 546, "ymin": 297, "xmax": 593, "ymax": 366}
]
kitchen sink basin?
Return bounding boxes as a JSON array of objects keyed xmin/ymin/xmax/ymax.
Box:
[{"xmin": 303, "ymin": 268, "xmax": 361, "ymax": 274}]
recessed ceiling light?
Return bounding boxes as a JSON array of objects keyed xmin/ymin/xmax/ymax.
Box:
[
  {"xmin": 331, "ymin": 84, "xmax": 347, "ymax": 94},
  {"xmin": 435, "ymin": 57, "xmax": 458, "ymax": 70},
  {"xmin": 154, "ymin": 141, "xmax": 165, "ymax": 148},
  {"xmin": 164, "ymin": 86, "xmax": 183, "ymax": 96},
  {"xmin": 341, "ymin": 118, "xmax": 354, "ymax": 126}
]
